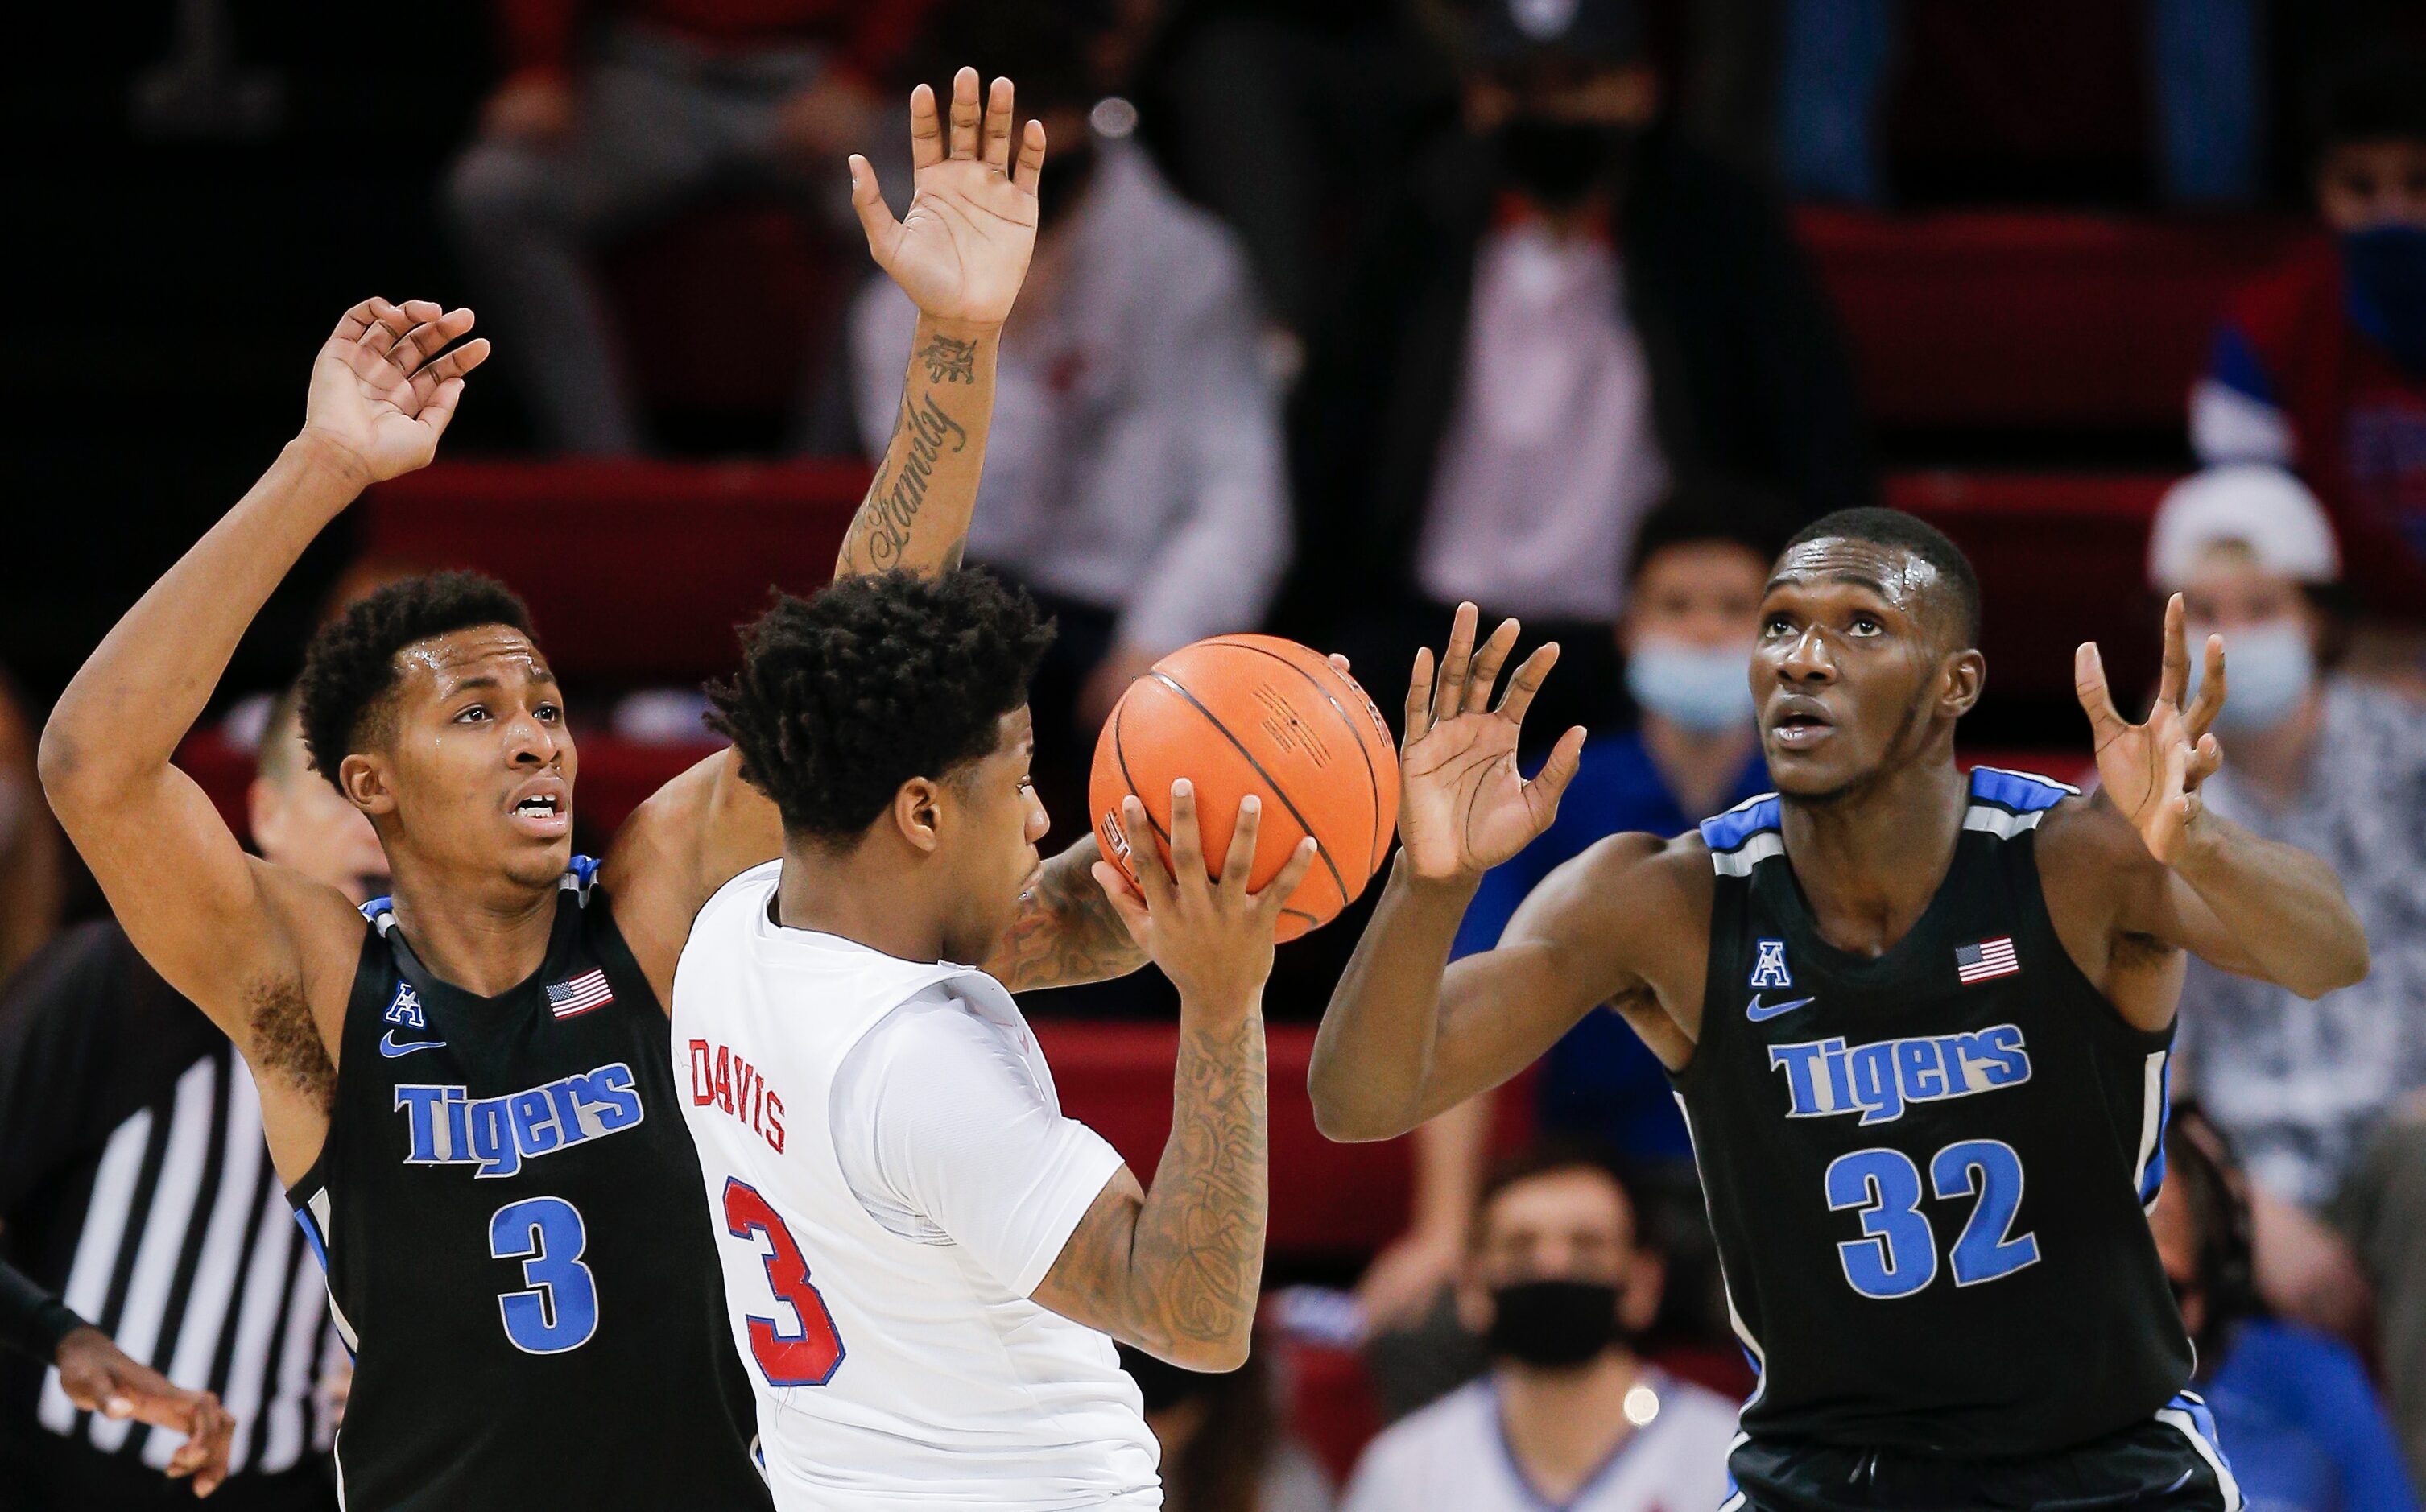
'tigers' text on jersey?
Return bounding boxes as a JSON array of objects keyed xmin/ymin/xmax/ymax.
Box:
[
  {"xmin": 1769, "ymin": 1026, "xmax": 2033, "ymax": 1126},
  {"xmin": 395, "ymin": 1063, "xmax": 647, "ymax": 1177}
]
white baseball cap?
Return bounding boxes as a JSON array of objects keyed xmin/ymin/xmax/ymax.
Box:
[{"xmin": 2147, "ymin": 465, "xmax": 2342, "ymax": 590}]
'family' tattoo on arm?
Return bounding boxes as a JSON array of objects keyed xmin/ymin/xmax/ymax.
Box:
[{"xmin": 840, "ymin": 390, "xmax": 970, "ymax": 574}]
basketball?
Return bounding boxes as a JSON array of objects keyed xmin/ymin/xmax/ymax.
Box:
[{"xmin": 1089, "ymin": 634, "xmax": 1402, "ymax": 942}]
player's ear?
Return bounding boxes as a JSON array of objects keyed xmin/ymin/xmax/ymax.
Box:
[
  {"xmin": 337, "ymin": 753, "xmax": 395, "ymax": 819},
  {"xmin": 1939, "ymin": 648, "xmax": 1986, "ymax": 719},
  {"xmin": 892, "ymin": 777, "xmax": 944, "ymax": 853}
]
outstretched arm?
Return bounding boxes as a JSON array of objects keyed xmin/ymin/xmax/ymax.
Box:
[
  {"xmin": 833, "ymin": 67, "xmax": 1045, "ymax": 580},
  {"xmin": 39, "ymin": 302, "xmax": 486, "ymax": 1143},
  {"xmin": 1307, "ymin": 605, "xmax": 1587, "ymax": 1141},
  {"xmin": 1031, "ymin": 786, "xmax": 1317, "ymax": 1369},
  {"xmin": 2077, "ymin": 594, "xmax": 2368, "ymax": 1002}
]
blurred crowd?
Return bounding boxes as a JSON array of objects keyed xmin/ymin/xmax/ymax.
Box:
[{"xmin": 9, "ymin": 0, "xmax": 2426, "ymax": 1507}]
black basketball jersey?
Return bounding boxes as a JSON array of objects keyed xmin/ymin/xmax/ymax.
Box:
[
  {"xmin": 286, "ymin": 858, "xmax": 771, "ymax": 1510},
  {"xmin": 1672, "ymin": 768, "xmax": 2194, "ymax": 1459}
]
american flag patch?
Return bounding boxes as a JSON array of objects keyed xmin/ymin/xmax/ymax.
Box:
[
  {"xmin": 546, "ymin": 968, "xmax": 614, "ymax": 1018},
  {"xmin": 1955, "ymin": 937, "xmax": 2020, "ymax": 985}
]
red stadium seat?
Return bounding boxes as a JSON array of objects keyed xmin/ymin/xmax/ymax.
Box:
[{"xmin": 1802, "ymin": 211, "xmax": 2312, "ymax": 429}]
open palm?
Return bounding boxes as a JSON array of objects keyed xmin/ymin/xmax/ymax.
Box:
[
  {"xmin": 850, "ymin": 68, "xmax": 1045, "ymax": 327},
  {"xmin": 302, "ymin": 298, "xmax": 490, "ymax": 484},
  {"xmin": 2077, "ymin": 593, "xmax": 2226, "ymax": 865},
  {"xmin": 1398, "ymin": 605, "xmax": 1588, "ymax": 882}
]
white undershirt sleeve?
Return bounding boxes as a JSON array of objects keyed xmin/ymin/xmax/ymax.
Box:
[{"xmin": 829, "ymin": 988, "xmax": 1127, "ymax": 1299}]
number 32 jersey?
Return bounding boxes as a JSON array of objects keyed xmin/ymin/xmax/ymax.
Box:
[
  {"xmin": 671, "ymin": 861, "xmax": 1159, "ymax": 1510},
  {"xmin": 1672, "ymin": 769, "xmax": 2194, "ymax": 1458},
  {"xmin": 287, "ymin": 861, "xmax": 771, "ymax": 1510}
]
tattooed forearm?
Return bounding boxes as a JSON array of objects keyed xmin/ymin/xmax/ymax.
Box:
[
  {"xmin": 841, "ymin": 393, "xmax": 969, "ymax": 573},
  {"xmin": 1035, "ymin": 1004, "xmax": 1269, "ymax": 1367},
  {"xmin": 919, "ymin": 333, "xmax": 979, "ymax": 383},
  {"xmin": 988, "ymin": 837, "xmax": 1148, "ymax": 990}
]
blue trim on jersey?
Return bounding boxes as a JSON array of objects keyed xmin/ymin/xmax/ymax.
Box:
[
  {"xmin": 1968, "ymin": 766, "xmax": 2075, "ymax": 815},
  {"xmin": 2168, "ymin": 1389, "xmax": 2237, "ymax": 1473},
  {"xmin": 2141, "ymin": 1059, "xmax": 2175, "ymax": 1206},
  {"xmin": 1700, "ymin": 795, "xmax": 1782, "ymax": 853},
  {"xmin": 293, "ymin": 1208, "xmax": 329, "ymax": 1274},
  {"xmin": 359, "ymin": 894, "xmax": 394, "ymax": 923},
  {"xmin": 567, "ymin": 854, "xmax": 601, "ymax": 886}
]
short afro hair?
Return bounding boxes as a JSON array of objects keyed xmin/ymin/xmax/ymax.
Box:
[
  {"xmin": 707, "ymin": 570, "xmax": 1056, "ymax": 842},
  {"xmin": 1779, "ymin": 506, "xmax": 1982, "ymax": 648},
  {"xmin": 296, "ymin": 570, "xmax": 535, "ymax": 791}
]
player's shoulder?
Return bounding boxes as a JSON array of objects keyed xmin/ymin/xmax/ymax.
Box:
[{"xmin": 1522, "ymin": 828, "xmax": 1714, "ymax": 938}]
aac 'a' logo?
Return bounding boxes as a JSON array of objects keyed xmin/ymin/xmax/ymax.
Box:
[
  {"xmin": 385, "ymin": 983, "xmax": 425, "ymax": 1029},
  {"xmin": 1749, "ymin": 939, "xmax": 1793, "ymax": 989}
]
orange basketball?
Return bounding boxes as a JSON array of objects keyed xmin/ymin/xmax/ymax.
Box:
[{"xmin": 1089, "ymin": 634, "xmax": 1401, "ymax": 943}]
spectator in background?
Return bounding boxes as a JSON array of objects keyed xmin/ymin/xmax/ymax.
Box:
[
  {"xmin": 1356, "ymin": 490, "xmax": 1780, "ymax": 1334},
  {"xmin": 1293, "ymin": 0, "xmax": 1864, "ymax": 746},
  {"xmin": 851, "ymin": 0, "xmax": 1290, "ymax": 837},
  {"xmin": 2149, "ymin": 1105, "xmax": 2419, "ymax": 1512},
  {"xmin": 1341, "ymin": 1142, "xmax": 1737, "ymax": 1512},
  {"xmin": 443, "ymin": 0, "xmax": 932, "ymax": 453},
  {"xmin": 1117, "ymin": 1344, "xmax": 1334, "ymax": 1512},
  {"xmin": 2194, "ymin": 50, "xmax": 2426, "ymax": 675},
  {"xmin": 2147, "ymin": 465, "xmax": 2426, "ymax": 1485},
  {"xmin": 0, "ymin": 692, "xmax": 372, "ymax": 1509},
  {"xmin": 0, "ymin": 669, "xmax": 63, "ymax": 987}
]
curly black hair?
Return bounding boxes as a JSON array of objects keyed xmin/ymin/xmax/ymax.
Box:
[
  {"xmin": 707, "ymin": 569, "xmax": 1056, "ymax": 842},
  {"xmin": 296, "ymin": 570, "xmax": 535, "ymax": 790},
  {"xmin": 1782, "ymin": 506, "xmax": 1982, "ymax": 648}
]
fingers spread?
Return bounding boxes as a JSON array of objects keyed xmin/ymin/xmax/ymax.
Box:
[
  {"xmin": 1403, "ymin": 645, "xmax": 1436, "ymax": 741},
  {"xmin": 2156, "ymin": 593, "xmax": 2189, "ymax": 712},
  {"xmin": 2183, "ymin": 633, "xmax": 2228, "ymax": 737},
  {"xmin": 1219, "ymin": 795, "xmax": 1263, "ymax": 891},
  {"xmin": 1011, "ymin": 118, "xmax": 1048, "ymax": 194},
  {"xmin": 330, "ymin": 295, "xmax": 399, "ymax": 346},
  {"xmin": 1434, "ymin": 603, "xmax": 1478, "ymax": 725},
  {"xmin": 948, "ymin": 66, "xmax": 982, "ymax": 159},
  {"xmin": 982, "ymin": 75, "xmax": 1015, "ymax": 171},
  {"xmin": 1122, "ymin": 795, "xmax": 1176, "ymax": 906},
  {"xmin": 1464, "ymin": 618, "xmax": 1519, "ymax": 714},
  {"xmin": 1495, "ymin": 640, "xmax": 1562, "ymax": 723},
  {"xmin": 907, "ymin": 83, "xmax": 943, "ymax": 169},
  {"xmin": 1258, "ymin": 837, "xmax": 1321, "ymax": 919},
  {"xmin": 2073, "ymin": 642, "xmax": 2128, "ymax": 746},
  {"xmin": 848, "ymin": 153, "xmax": 903, "ymax": 254},
  {"xmin": 1166, "ymin": 779, "xmax": 1207, "ymax": 893},
  {"xmin": 1526, "ymin": 725, "xmax": 1589, "ymax": 824}
]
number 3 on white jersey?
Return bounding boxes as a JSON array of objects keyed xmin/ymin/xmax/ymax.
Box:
[{"xmin": 721, "ymin": 1176, "xmax": 848, "ymax": 1386}]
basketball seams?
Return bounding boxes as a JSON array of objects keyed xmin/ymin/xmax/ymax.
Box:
[
  {"xmin": 1142, "ymin": 672, "xmax": 1353, "ymax": 908},
  {"xmin": 1205, "ymin": 637, "xmax": 1391, "ymax": 886}
]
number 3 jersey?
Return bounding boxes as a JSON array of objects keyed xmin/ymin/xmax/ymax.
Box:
[
  {"xmin": 671, "ymin": 861, "xmax": 1160, "ymax": 1510},
  {"xmin": 287, "ymin": 859, "xmax": 772, "ymax": 1510},
  {"xmin": 1672, "ymin": 769, "xmax": 2193, "ymax": 1458}
]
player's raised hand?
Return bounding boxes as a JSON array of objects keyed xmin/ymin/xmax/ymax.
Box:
[
  {"xmin": 1397, "ymin": 605, "xmax": 1586, "ymax": 884},
  {"xmin": 850, "ymin": 68, "xmax": 1046, "ymax": 328},
  {"xmin": 54, "ymin": 1324, "xmax": 233, "ymax": 1496},
  {"xmin": 303, "ymin": 298, "xmax": 490, "ymax": 485},
  {"xmin": 1093, "ymin": 783, "xmax": 1319, "ymax": 1010},
  {"xmin": 2076, "ymin": 593, "xmax": 2228, "ymax": 867}
]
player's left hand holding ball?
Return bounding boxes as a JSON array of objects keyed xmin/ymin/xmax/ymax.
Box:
[
  {"xmin": 1093, "ymin": 782, "xmax": 1320, "ymax": 1013},
  {"xmin": 2076, "ymin": 592, "xmax": 2228, "ymax": 867},
  {"xmin": 54, "ymin": 1324, "xmax": 233, "ymax": 1496},
  {"xmin": 849, "ymin": 67, "xmax": 1047, "ymax": 328}
]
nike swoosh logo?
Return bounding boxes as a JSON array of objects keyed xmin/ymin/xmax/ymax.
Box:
[
  {"xmin": 1746, "ymin": 994, "xmax": 1816, "ymax": 1022},
  {"xmin": 378, "ymin": 1031, "xmax": 447, "ymax": 1059}
]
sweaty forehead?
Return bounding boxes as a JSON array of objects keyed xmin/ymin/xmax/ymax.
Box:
[
  {"xmin": 1767, "ymin": 538, "xmax": 1945, "ymax": 615},
  {"xmin": 395, "ymin": 626, "xmax": 552, "ymax": 689}
]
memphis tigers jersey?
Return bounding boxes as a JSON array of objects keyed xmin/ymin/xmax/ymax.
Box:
[
  {"xmin": 672, "ymin": 861, "xmax": 1159, "ymax": 1510},
  {"xmin": 1672, "ymin": 770, "xmax": 2197, "ymax": 1460},
  {"xmin": 287, "ymin": 859, "xmax": 771, "ymax": 1510}
]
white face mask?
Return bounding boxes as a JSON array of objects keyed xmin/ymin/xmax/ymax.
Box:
[
  {"xmin": 1625, "ymin": 638, "xmax": 1755, "ymax": 733},
  {"xmin": 2186, "ymin": 618, "xmax": 2314, "ymax": 731}
]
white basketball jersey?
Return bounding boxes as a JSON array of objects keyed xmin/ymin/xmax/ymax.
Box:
[{"xmin": 672, "ymin": 862, "xmax": 1161, "ymax": 1508}]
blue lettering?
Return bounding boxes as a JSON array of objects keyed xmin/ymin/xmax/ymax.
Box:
[
  {"xmin": 1770, "ymin": 1042, "xmax": 1829, "ymax": 1113},
  {"xmin": 1899, "ymin": 1039, "xmax": 1946, "ymax": 1101},
  {"xmin": 397, "ymin": 1086, "xmax": 446, "ymax": 1161},
  {"xmin": 1973, "ymin": 1024, "xmax": 2030, "ymax": 1085},
  {"xmin": 1849, "ymin": 1042, "xmax": 1904, "ymax": 1125},
  {"xmin": 1824, "ymin": 1039, "xmax": 1854, "ymax": 1113},
  {"xmin": 511, "ymin": 1090, "xmax": 561, "ymax": 1157},
  {"xmin": 578, "ymin": 1064, "xmax": 644, "ymax": 1132},
  {"xmin": 444, "ymin": 1087, "xmax": 469, "ymax": 1163},
  {"xmin": 469, "ymin": 1100, "xmax": 519, "ymax": 1178}
]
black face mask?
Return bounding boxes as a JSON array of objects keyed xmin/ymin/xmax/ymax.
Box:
[
  {"xmin": 1038, "ymin": 140, "xmax": 1099, "ymax": 229},
  {"xmin": 1496, "ymin": 117, "xmax": 1630, "ymax": 209},
  {"xmin": 1485, "ymin": 1279, "xmax": 1626, "ymax": 1369}
]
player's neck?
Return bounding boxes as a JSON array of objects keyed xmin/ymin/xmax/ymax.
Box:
[
  {"xmin": 1494, "ymin": 1350, "xmax": 1647, "ymax": 1498},
  {"xmin": 383, "ymin": 859, "xmax": 560, "ymax": 998},
  {"xmin": 1779, "ymin": 754, "xmax": 1969, "ymax": 958},
  {"xmin": 774, "ymin": 840, "xmax": 948, "ymax": 965}
]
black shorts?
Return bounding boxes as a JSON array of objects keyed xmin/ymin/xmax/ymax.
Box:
[{"xmin": 1725, "ymin": 1392, "xmax": 2242, "ymax": 1511}]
